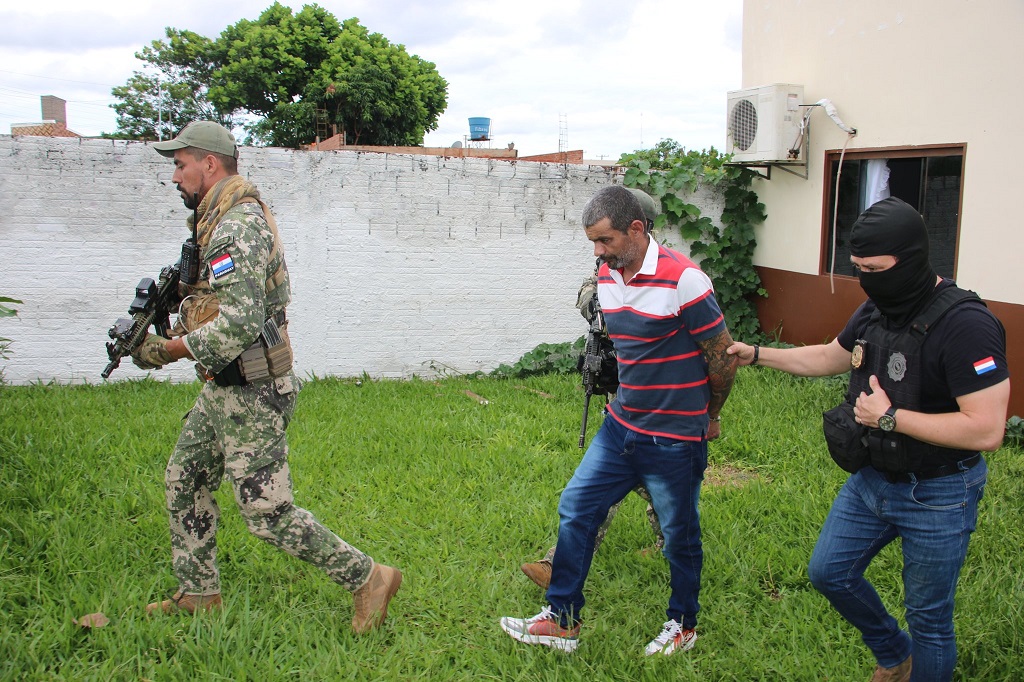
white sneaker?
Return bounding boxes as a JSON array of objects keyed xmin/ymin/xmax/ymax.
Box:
[
  {"xmin": 500, "ymin": 605, "xmax": 580, "ymax": 653},
  {"xmin": 644, "ymin": 619, "xmax": 696, "ymax": 656}
]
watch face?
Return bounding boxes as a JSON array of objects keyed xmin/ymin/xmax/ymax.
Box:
[{"xmin": 878, "ymin": 414, "xmax": 896, "ymax": 432}]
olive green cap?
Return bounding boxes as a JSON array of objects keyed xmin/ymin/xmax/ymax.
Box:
[
  {"xmin": 626, "ymin": 187, "xmax": 660, "ymax": 223},
  {"xmin": 152, "ymin": 121, "xmax": 238, "ymax": 159}
]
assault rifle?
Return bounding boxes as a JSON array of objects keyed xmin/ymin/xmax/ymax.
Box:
[
  {"xmin": 102, "ymin": 194, "xmax": 200, "ymax": 379},
  {"xmin": 578, "ymin": 262, "xmax": 619, "ymax": 448},
  {"xmin": 101, "ymin": 261, "xmax": 181, "ymax": 379}
]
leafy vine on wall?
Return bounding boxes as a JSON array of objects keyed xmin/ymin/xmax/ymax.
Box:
[{"xmin": 619, "ymin": 140, "xmax": 768, "ymax": 342}]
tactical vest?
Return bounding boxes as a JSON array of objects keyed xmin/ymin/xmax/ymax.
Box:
[
  {"xmin": 847, "ymin": 286, "xmax": 980, "ymax": 473},
  {"xmin": 183, "ymin": 200, "xmax": 293, "ymax": 385}
]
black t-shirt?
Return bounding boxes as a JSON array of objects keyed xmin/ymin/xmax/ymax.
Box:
[{"xmin": 836, "ymin": 280, "xmax": 1009, "ymax": 415}]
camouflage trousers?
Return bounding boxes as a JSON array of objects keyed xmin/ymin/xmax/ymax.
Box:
[
  {"xmin": 164, "ymin": 374, "xmax": 373, "ymax": 595},
  {"xmin": 542, "ymin": 484, "xmax": 663, "ymax": 562}
]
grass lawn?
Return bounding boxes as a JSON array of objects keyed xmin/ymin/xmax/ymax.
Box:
[{"xmin": 1, "ymin": 371, "xmax": 1022, "ymax": 680}]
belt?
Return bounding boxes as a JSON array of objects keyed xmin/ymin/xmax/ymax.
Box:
[
  {"xmin": 202, "ymin": 311, "xmax": 286, "ymax": 386},
  {"xmin": 881, "ymin": 454, "xmax": 981, "ymax": 483}
]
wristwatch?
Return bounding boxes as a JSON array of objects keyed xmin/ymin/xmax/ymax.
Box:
[{"xmin": 878, "ymin": 406, "xmax": 898, "ymax": 432}]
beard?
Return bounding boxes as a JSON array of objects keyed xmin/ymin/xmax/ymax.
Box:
[
  {"xmin": 180, "ymin": 188, "xmax": 199, "ymax": 209},
  {"xmin": 177, "ymin": 181, "xmax": 203, "ymax": 209},
  {"xmin": 604, "ymin": 239, "xmax": 646, "ymax": 271}
]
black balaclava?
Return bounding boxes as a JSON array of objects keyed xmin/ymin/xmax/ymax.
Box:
[{"xmin": 849, "ymin": 196, "xmax": 937, "ymax": 326}]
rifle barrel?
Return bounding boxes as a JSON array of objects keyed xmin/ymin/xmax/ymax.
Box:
[
  {"xmin": 578, "ymin": 392, "xmax": 592, "ymax": 448},
  {"xmin": 100, "ymin": 358, "xmax": 120, "ymax": 379}
]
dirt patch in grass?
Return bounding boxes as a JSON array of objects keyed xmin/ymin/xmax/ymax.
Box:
[{"xmin": 705, "ymin": 464, "xmax": 761, "ymax": 488}]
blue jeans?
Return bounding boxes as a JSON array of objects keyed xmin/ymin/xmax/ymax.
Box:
[
  {"xmin": 546, "ymin": 416, "xmax": 707, "ymax": 628},
  {"xmin": 807, "ymin": 459, "xmax": 987, "ymax": 682}
]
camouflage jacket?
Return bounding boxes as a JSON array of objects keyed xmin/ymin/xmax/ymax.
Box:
[{"xmin": 181, "ymin": 201, "xmax": 291, "ymax": 374}]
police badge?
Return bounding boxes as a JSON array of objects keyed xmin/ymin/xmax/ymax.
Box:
[
  {"xmin": 887, "ymin": 351, "xmax": 907, "ymax": 382},
  {"xmin": 851, "ymin": 339, "xmax": 866, "ymax": 369}
]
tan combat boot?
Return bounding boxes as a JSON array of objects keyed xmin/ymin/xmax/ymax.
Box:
[
  {"xmin": 870, "ymin": 655, "xmax": 912, "ymax": 682},
  {"xmin": 146, "ymin": 591, "xmax": 222, "ymax": 615},
  {"xmin": 520, "ymin": 560, "xmax": 552, "ymax": 589},
  {"xmin": 352, "ymin": 562, "xmax": 402, "ymax": 633}
]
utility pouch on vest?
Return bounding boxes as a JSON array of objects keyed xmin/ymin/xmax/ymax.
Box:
[
  {"xmin": 238, "ymin": 341, "xmax": 271, "ymax": 383},
  {"xmin": 212, "ymin": 313, "xmax": 292, "ymax": 386},
  {"xmin": 822, "ymin": 402, "xmax": 870, "ymax": 473},
  {"xmin": 866, "ymin": 432, "xmax": 920, "ymax": 473},
  {"xmin": 261, "ymin": 316, "xmax": 294, "ymax": 377}
]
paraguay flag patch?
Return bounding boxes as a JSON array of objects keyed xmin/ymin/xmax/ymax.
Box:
[
  {"xmin": 973, "ymin": 356, "xmax": 997, "ymax": 375},
  {"xmin": 211, "ymin": 253, "xmax": 235, "ymax": 279}
]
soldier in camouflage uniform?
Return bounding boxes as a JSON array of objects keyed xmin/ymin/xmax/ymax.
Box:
[
  {"xmin": 131, "ymin": 122, "xmax": 400, "ymax": 633},
  {"xmin": 520, "ymin": 188, "xmax": 664, "ymax": 590}
]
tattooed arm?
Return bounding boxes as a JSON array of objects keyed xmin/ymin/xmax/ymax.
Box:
[{"xmin": 698, "ymin": 329, "xmax": 739, "ymax": 440}]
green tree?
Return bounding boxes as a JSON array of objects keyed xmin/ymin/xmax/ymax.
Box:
[
  {"xmin": 109, "ymin": 4, "xmax": 448, "ymax": 148},
  {"xmin": 306, "ymin": 18, "xmax": 449, "ymax": 146},
  {"xmin": 208, "ymin": 3, "xmax": 339, "ymax": 146},
  {"xmin": 108, "ymin": 29, "xmax": 235, "ymax": 141},
  {"xmin": 211, "ymin": 6, "xmax": 447, "ymax": 147}
]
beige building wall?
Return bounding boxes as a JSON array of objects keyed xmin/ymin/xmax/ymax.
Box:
[{"xmin": 741, "ymin": 0, "xmax": 1022, "ymax": 305}]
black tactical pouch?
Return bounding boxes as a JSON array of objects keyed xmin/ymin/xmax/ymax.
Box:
[
  {"xmin": 867, "ymin": 432, "xmax": 922, "ymax": 474},
  {"xmin": 822, "ymin": 402, "xmax": 870, "ymax": 473},
  {"xmin": 213, "ymin": 359, "xmax": 247, "ymax": 387}
]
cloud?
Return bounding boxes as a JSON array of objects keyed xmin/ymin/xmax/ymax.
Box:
[
  {"xmin": 345, "ymin": 1, "xmax": 477, "ymax": 49},
  {"xmin": 0, "ymin": 3, "xmax": 249, "ymax": 49},
  {"xmin": 0, "ymin": 0, "xmax": 742, "ymax": 157},
  {"xmin": 413, "ymin": 0, "xmax": 742, "ymax": 155},
  {"xmin": 535, "ymin": 0, "xmax": 643, "ymax": 48}
]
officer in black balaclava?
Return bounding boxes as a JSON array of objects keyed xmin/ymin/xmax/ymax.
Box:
[
  {"xmin": 725, "ymin": 194, "xmax": 1010, "ymax": 681},
  {"xmin": 848, "ymin": 196, "xmax": 938, "ymax": 326}
]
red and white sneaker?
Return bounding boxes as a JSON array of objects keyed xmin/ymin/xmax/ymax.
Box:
[
  {"xmin": 500, "ymin": 606, "xmax": 580, "ymax": 653},
  {"xmin": 644, "ymin": 619, "xmax": 696, "ymax": 656}
]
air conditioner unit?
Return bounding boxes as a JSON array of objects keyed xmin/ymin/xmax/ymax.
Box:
[{"xmin": 726, "ymin": 84, "xmax": 805, "ymax": 163}]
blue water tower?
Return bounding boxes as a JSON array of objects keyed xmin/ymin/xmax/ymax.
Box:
[{"xmin": 468, "ymin": 117, "xmax": 491, "ymax": 141}]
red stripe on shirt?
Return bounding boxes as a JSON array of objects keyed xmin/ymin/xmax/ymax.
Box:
[{"xmin": 619, "ymin": 379, "xmax": 708, "ymax": 391}]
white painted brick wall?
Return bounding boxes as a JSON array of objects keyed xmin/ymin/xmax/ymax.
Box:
[{"xmin": 0, "ymin": 135, "xmax": 723, "ymax": 384}]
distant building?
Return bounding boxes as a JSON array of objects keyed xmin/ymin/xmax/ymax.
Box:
[
  {"xmin": 304, "ymin": 117, "xmax": 604, "ymax": 165},
  {"xmin": 10, "ymin": 96, "xmax": 81, "ymax": 138},
  {"xmin": 305, "ymin": 133, "xmax": 602, "ymax": 166},
  {"xmin": 305, "ymin": 133, "xmax": 519, "ymax": 160}
]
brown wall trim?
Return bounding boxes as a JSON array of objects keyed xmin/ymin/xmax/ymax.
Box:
[
  {"xmin": 821, "ymin": 142, "xmax": 969, "ymax": 158},
  {"xmin": 755, "ymin": 266, "xmax": 1021, "ymax": 418}
]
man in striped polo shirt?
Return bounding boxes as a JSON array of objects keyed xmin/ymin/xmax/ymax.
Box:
[{"xmin": 501, "ymin": 185, "xmax": 738, "ymax": 655}]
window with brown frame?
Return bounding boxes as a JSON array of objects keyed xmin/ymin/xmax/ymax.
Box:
[{"xmin": 823, "ymin": 146, "xmax": 964, "ymax": 279}]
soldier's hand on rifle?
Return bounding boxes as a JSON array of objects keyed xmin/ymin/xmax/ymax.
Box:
[
  {"xmin": 131, "ymin": 334, "xmax": 174, "ymax": 370},
  {"xmin": 576, "ymin": 275, "xmax": 598, "ymax": 322}
]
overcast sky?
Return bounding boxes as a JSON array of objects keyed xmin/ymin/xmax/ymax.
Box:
[{"xmin": 0, "ymin": 0, "xmax": 741, "ymax": 160}]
